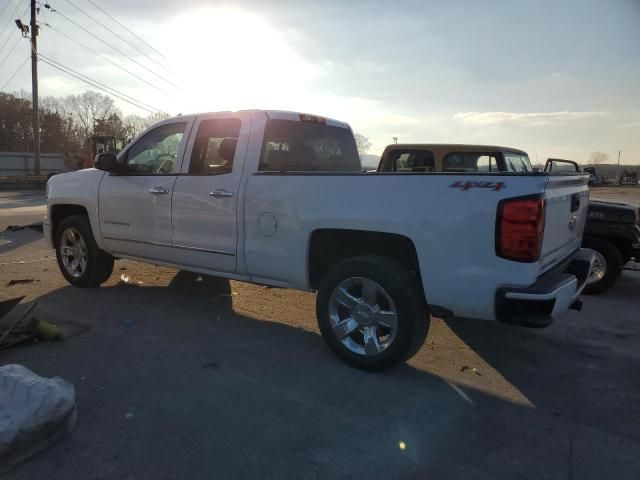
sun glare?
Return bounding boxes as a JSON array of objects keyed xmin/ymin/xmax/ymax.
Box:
[{"xmin": 164, "ymin": 8, "xmax": 322, "ymax": 114}]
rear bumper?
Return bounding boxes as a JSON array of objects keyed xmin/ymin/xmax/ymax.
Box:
[{"xmin": 495, "ymin": 248, "xmax": 596, "ymax": 327}]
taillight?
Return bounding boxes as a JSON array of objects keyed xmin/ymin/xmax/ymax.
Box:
[{"xmin": 497, "ymin": 197, "xmax": 546, "ymax": 262}]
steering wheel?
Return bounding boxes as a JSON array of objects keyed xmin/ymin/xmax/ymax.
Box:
[{"xmin": 156, "ymin": 153, "xmax": 175, "ymax": 174}]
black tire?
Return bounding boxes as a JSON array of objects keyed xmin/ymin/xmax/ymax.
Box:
[
  {"xmin": 582, "ymin": 237, "xmax": 623, "ymax": 295},
  {"xmin": 316, "ymin": 255, "xmax": 429, "ymax": 371},
  {"xmin": 55, "ymin": 215, "xmax": 114, "ymax": 287}
]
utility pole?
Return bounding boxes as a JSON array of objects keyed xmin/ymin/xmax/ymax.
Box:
[
  {"xmin": 617, "ymin": 150, "xmax": 622, "ymax": 181},
  {"xmin": 30, "ymin": 0, "xmax": 40, "ymax": 176}
]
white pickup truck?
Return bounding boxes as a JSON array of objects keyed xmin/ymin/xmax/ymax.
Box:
[{"xmin": 45, "ymin": 110, "xmax": 595, "ymax": 370}]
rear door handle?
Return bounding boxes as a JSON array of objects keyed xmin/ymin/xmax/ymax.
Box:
[
  {"xmin": 148, "ymin": 187, "xmax": 169, "ymax": 195},
  {"xmin": 209, "ymin": 189, "xmax": 235, "ymax": 198}
]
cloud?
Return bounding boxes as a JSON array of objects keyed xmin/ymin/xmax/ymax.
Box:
[{"xmin": 453, "ymin": 111, "xmax": 609, "ymax": 126}]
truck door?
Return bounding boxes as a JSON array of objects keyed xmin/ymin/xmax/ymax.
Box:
[
  {"xmin": 98, "ymin": 118, "xmax": 193, "ymax": 261},
  {"xmin": 170, "ymin": 113, "xmax": 249, "ymax": 273}
]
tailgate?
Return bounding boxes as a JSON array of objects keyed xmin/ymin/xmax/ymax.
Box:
[{"xmin": 538, "ymin": 174, "xmax": 590, "ymax": 273}]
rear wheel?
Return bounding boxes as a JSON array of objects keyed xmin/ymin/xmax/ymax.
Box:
[
  {"xmin": 582, "ymin": 237, "xmax": 623, "ymax": 295},
  {"xmin": 316, "ymin": 255, "xmax": 429, "ymax": 371},
  {"xmin": 55, "ymin": 215, "xmax": 114, "ymax": 287}
]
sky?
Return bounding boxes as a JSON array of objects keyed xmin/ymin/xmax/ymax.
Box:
[{"xmin": 1, "ymin": 0, "xmax": 639, "ymax": 164}]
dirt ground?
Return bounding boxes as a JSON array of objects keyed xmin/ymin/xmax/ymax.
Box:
[
  {"xmin": 1, "ymin": 188, "xmax": 639, "ymax": 479},
  {"xmin": 589, "ymin": 185, "xmax": 640, "ymax": 206}
]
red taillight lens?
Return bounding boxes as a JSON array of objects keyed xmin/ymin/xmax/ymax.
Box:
[{"xmin": 497, "ymin": 197, "xmax": 546, "ymax": 262}]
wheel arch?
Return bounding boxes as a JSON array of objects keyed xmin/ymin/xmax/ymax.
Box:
[
  {"xmin": 307, "ymin": 228, "xmax": 425, "ymax": 301},
  {"xmin": 50, "ymin": 203, "xmax": 90, "ymax": 242}
]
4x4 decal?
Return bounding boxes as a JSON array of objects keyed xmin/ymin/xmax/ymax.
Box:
[{"xmin": 450, "ymin": 180, "xmax": 506, "ymax": 191}]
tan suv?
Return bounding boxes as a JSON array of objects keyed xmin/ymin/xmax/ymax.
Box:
[{"xmin": 376, "ymin": 144, "xmax": 533, "ymax": 173}]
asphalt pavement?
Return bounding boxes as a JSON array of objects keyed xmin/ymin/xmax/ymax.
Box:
[{"xmin": 1, "ymin": 188, "xmax": 639, "ymax": 479}]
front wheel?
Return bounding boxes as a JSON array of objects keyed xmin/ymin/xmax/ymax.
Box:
[
  {"xmin": 316, "ymin": 255, "xmax": 429, "ymax": 371},
  {"xmin": 55, "ymin": 215, "xmax": 114, "ymax": 287}
]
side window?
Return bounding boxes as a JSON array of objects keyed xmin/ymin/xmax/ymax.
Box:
[
  {"xmin": 504, "ymin": 153, "xmax": 532, "ymax": 172},
  {"xmin": 388, "ymin": 150, "xmax": 434, "ymax": 172},
  {"xmin": 476, "ymin": 155, "xmax": 495, "ymax": 172},
  {"xmin": 124, "ymin": 122, "xmax": 186, "ymax": 174},
  {"xmin": 444, "ymin": 153, "xmax": 498, "ymax": 172},
  {"xmin": 189, "ymin": 118, "xmax": 241, "ymax": 175}
]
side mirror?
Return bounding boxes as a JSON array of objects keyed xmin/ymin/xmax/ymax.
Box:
[
  {"xmin": 94, "ymin": 152, "xmax": 118, "ymax": 172},
  {"xmin": 219, "ymin": 137, "xmax": 238, "ymax": 162}
]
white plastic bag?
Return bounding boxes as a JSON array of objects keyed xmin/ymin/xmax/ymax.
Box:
[{"xmin": 0, "ymin": 364, "xmax": 76, "ymax": 473}]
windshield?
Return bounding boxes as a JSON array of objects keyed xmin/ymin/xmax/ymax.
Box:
[{"xmin": 504, "ymin": 153, "xmax": 533, "ymax": 172}]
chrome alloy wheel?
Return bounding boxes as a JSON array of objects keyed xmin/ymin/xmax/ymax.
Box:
[
  {"xmin": 59, "ymin": 227, "xmax": 88, "ymax": 278},
  {"xmin": 328, "ymin": 277, "xmax": 398, "ymax": 356},
  {"xmin": 587, "ymin": 249, "xmax": 607, "ymax": 284}
]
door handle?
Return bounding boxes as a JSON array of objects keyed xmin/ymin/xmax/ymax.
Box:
[
  {"xmin": 209, "ymin": 189, "xmax": 235, "ymax": 198},
  {"xmin": 148, "ymin": 187, "xmax": 169, "ymax": 195}
]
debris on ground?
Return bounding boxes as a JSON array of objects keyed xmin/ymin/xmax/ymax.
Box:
[
  {"xmin": 0, "ymin": 299, "xmax": 65, "ymax": 349},
  {"xmin": 6, "ymin": 278, "xmax": 35, "ymax": 287},
  {"xmin": 120, "ymin": 274, "xmax": 130, "ymax": 283},
  {"xmin": 0, "ymin": 301, "xmax": 39, "ymax": 348},
  {"xmin": 460, "ymin": 366, "xmax": 482, "ymax": 376},
  {"xmin": 5, "ymin": 223, "xmax": 44, "ymax": 233},
  {"xmin": 0, "ymin": 364, "xmax": 76, "ymax": 474}
]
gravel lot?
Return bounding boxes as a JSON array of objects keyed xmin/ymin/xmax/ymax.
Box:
[{"xmin": 1, "ymin": 188, "xmax": 639, "ymax": 479}]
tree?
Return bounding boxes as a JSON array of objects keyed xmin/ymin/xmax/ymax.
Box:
[
  {"xmin": 65, "ymin": 91, "xmax": 117, "ymax": 144},
  {"xmin": 1, "ymin": 88, "xmax": 170, "ymax": 153},
  {"xmin": 94, "ymin": 112, "xmax": 127, "ymax": 138},
  {"xmin": 0, "ymin": 93, "xmax": 32, "ymax": 151},
  {"xmin": 354, "ymin": 133, "xmax": 372, "ymax": 154},
  {"xmin": 590, "ymin": 151, "xmax": 609, "ymax": 166}
]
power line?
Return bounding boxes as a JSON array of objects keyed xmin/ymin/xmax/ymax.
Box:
[
  {"xmin": 38, "ymin": 53, "xmax": 159, "ymax": 114},
  {"xmin": 45, "ymin": 3, "xmax": 181, "ymax": 91},
  {"xmin": 39, "ymin": 57, "xmax": 158, "ymax": 114},
  {"xmin": 0, "ymin": 3, "xmax": 22, "ymax": 54},
  {"xmin": 0, "ymin": 1, "xmax": 11, "ymax": 22},
  {"xmin": 59, "ymin": 0, "xmax": 174, "ymax": 76},
  {"xmin": 10, "ymin": 0, "xmax": 22, "ymax": 17},
  {"xmin": 10, "ymin": 0, "xmax": 28, "ymax": 20},
  {"xmin": 43, "ymin": 22, "xmax": 175, "ymax": 97},
  {"xmin": 0, "ymin": 19, "xmax": 17, "ymax": 57},
  {"xmin": 84, "ymin": 0, "xmax": 167, "ymax": 60},
  {"xmin": 38, "ymin": 50, "xmax": 160, "ymax": 111},
  {"xmin": 0, "ymin": 56, "xmax": 30, "ymax": 91},
  {"xmin": 0, "ymin": 35, "xmax": 22, "ymax": 69}
]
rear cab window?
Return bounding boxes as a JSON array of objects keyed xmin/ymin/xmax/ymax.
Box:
[
  {"xmin": 443, "ymin": 153, "xmax": 498, "ymax": 172},
  {"xmin": 386, "ymin": 149, "xmax": 435, "ymax": 172},
  {"xmin": 259, "ymin": 119, "xmax": 360, "ymax": 172}
]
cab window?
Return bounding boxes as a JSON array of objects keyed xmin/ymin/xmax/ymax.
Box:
[
  {"xmin": 504, "ymin": 153, "xmax": 532, "ymax": 172},
  {"xmin": 189, "ymin": 119, "xmax": 241, "ymax": 175},
  {"xmin": 444, "ymin": 153, "xmax": 498, "ymax": 172},
  {"xmin": 124, "ymin": 122, "xmax": 186, "ymax": 174},
  {"xmin": 259, "ymin": 119, "xmax": 360, "ymax": 172},
  {"xmin": 387, "ymin": 149, "xmax": 434, "ymax": 172}
]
